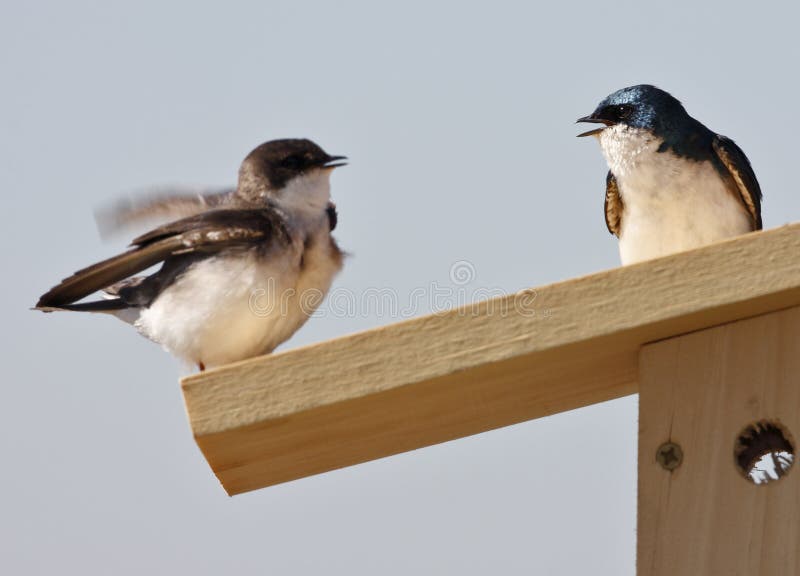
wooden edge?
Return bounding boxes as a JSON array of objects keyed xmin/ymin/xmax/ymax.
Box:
[{"xmin": 182, "ymin": 224, "xmax": 800, "ymax": 494}]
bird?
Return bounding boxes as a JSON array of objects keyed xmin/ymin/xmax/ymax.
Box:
[
  {"xmin": 576, "ymin": 84, "xmax": 762, "ymax": 265},
  {"xmin": 36, "ymin": 138, "xmax": 347, "ymax": 371}
]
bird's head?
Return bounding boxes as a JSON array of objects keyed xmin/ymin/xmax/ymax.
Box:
[
  {"xmin": 237, "ymin": 139, "xmax": 346, "ymax": 208},
  {"xmin": 577, "ymin": 84, "xmax": 688, "ymax": 138}
]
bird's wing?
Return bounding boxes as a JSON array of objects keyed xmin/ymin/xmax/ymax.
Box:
[
  {"xmin": 94, "ymin": 187, "xmax": 234, "ymax": 239},
  {"xmin": 604, "ymin": 171, "xmax": 624, "ymax": 236},
  {"xmin": 712, "ymin": 135, "xmax": 763, "ymax": 230},
  {"xmin": 36, "ymin": 208, "xmax": 290, "ymax": 308},
  {"xmin": 326, "ymin": 202, "xmax": 338, "ymax": 232}
]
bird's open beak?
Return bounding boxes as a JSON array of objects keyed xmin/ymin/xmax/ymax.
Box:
[
  {"xmin": 576, "ymin": 115, "xmax": 614, "ymax": 138},
  {"xmin": 323, "ymin": 155, "xmax": 348, "ymax": 169}
]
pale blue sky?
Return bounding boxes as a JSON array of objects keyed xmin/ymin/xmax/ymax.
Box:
[{"xmin": 3, "ymin": 1, "xmax": 799, "ymax": 574}]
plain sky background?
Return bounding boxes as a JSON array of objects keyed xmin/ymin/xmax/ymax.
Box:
[{"xmin": 3, "ymin": 2, "xmax": 800, "ymax": 574}]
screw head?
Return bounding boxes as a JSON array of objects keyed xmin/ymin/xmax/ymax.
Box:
[{"xmin": 656, "ymin": 441, "xmax": 683, "ymax": 471}]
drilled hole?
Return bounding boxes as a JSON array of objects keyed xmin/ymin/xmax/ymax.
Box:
[{"xmin": 734, "ymin": 420, "xmax": 795, "ymax": 485}]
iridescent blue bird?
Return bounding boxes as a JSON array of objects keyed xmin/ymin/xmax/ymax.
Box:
[{"xmin": 578, "ymin": 85, "xmax": 762, "ymax": 264}]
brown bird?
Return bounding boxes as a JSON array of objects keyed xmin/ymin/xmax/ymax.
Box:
[{"xmin": 36, "ymin": 139, "xmax": 346, "ymax": 371}]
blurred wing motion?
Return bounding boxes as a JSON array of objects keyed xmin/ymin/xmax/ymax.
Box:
[
  {"xmin": 712, "ymin": 135, "xmax": 763, "ymax": 231},
  {"xmin": 36, "ymin": 207, "xmax": 289, "ymax": 311},
  {"xmin": 95, "ymin": 187, "xmax": 234, "ymax": 239}
]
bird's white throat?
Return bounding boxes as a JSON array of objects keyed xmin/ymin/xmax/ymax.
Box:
[
  {"xmin": 275, "ymin": 169, "xmax": 333, "ymax": 224},
  {"xmin": 598, "ymin": 125, "xmax": 660, "ymax": 180}
]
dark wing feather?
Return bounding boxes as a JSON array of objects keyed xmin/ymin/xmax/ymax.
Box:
[
  {"xmin": 103, "ymin": 276, "xmax": 147, "ymax": 297},
  {"xmin": 127, "ymin": 204, "xmax": 288, "ymax": 246},
  {"xmin": 712, "ymin": 135, "xmax": 762, "ymax": 230},
  {"xmin": 326, "ymin": 202, "xmax": 338, "ymax": 231},
  {"xmin": 95, "ymin": 187, "xmax": 234, "ymax": 239},
  {"xmin": 37, "ymin": 235, "xmax": 196, "ymax": 308},
  {"xmin": 604, "ymin": 171, "xmax": 624, "ymax": 236},
  {"xmin": 36, "ymin": 208, "xmax": 289, "ymax": 308}
]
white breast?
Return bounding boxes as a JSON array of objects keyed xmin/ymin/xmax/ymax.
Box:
[
  {"xmin": 599, "ymin": 126, "xmax": 752, "ymax": 265},
  {"xmin": 136, "ymin": 230, "xmax": 342, "ymax": 368},
  {"xmin": 135, "ymin": 167, "xmax": 343, "ymax": 368}
]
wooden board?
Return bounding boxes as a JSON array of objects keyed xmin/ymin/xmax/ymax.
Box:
[
  {"xmin": 181, "ymin": 223, "xmax": 800, "ymax": 494},
  {"xmin": 638, "ymin": 306, "xmax": 800, "ymax": 575}
]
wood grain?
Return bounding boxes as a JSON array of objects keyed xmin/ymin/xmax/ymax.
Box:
[
  {"xmin": 638, "ymin": 306, "xmax": 800, "ymax": 575},
  {"xmin": 181, "ymin": 224, "xmax": 800, "ymax": 494}
]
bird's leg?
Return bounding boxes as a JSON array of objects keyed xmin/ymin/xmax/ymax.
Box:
[{"xmin": 197, "ymin": 361, "xmax": 205, "ymax": 372}]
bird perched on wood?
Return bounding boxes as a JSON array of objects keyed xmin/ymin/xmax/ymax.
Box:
[
  {"xmin": 36, "ymin": 139, "xmax": 347, "ymax": 371},
  {"xmin": 577, "ymin": 84, "xmax": 762, "ymax": 265}
]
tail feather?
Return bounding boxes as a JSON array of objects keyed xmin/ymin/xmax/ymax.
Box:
[
  {"xmin": 35, "ymin": 299, "xmax": 131, "ymax": 313},
  {"xmin": 35, "ymin": 299, "xmax": 139, "ymax": 324}
]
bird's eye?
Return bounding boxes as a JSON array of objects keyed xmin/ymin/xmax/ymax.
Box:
[
  {"xmin": 616, "ymin": 105, "xmax": 632, "ymax": 119},
  {"xmin": 281, "ymin": 155, "xmax": 304, "ymax": 170}
]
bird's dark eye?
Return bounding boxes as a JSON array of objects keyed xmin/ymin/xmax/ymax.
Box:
[
  {"xmin": 616, "ymin": 104, "xmax": 633, "ymax": 119},
  {"xmin": 599, "ymin": 104, "xmax": 634, "ymax": 123},
  {"xmin": 281, "ymin": 154, "xmax": 305, "ymax": 170}
]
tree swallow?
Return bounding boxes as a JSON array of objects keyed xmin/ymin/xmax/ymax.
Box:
[
  {"xmin": 36, "ymin": 139, "xmax": 346, "ymax": 371},
  {"xmin": 577, "ymin": 84, "xmax": 762, "ymax": 264}
]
